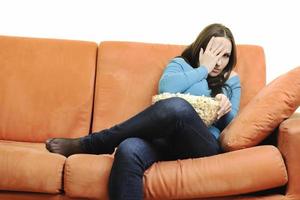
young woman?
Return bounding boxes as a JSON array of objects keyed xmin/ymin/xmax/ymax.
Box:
[{"xmin": 46, "ymin": 23, "xmax": 241, "ymax": 200}]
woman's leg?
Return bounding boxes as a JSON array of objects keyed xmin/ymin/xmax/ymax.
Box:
[
  {"xmin": 46, "ymin": 97, "xmax": 220, "ymax": 156},
  {"xmin": 167, "ymin": 117, "xmax": 222, "ymax": 159},
  {"xmin": 46, "ymin": 97, "xmax": 221, "ymax": 200},
  {"xmin": 108, "ymin": 137, "xmax": 167, "ymax": 200},
  {"xmin": 108, "ymin": 126, "xmax": 220, "ymax": 200}
]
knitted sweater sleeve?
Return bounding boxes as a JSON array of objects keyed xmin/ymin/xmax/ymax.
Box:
[{"xmin": 158, "ymin": 59, "xmax": 208, "ymax": 93}]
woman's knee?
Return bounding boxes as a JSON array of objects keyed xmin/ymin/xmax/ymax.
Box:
[
  {"xmin": 115, "ymin": 138, "xmax": 159, "ymax": 169},
  {"xmin": 116, "ymin": 138, "xmax": 144, "ymax": 158},
  {"xmin": 157, "ymin": 97, "xmax": 196, "ymax": 120}
]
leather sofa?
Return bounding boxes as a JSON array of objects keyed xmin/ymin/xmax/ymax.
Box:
[{"xmin": 0, "ymin": 35, "xmax": 299, "ymax": 200}]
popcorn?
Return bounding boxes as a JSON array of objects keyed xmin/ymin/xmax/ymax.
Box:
[{"xmin": 152, "ymin": 93, "xmax": 220, "ymax": 126}]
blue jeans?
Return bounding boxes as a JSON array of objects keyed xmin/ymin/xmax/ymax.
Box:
[{"xmin": 80, "ymin": 97, "xmax": 221, "ymax": 200}]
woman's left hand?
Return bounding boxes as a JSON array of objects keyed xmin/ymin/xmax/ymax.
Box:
[{"xmin": 215, "ymin": 94, "xmax": 231, "ymax": 119}]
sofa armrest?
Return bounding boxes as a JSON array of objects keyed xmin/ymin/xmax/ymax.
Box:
[{"xmin": 278, "ymin": 112, "xmax": 300, "ymax": 199}]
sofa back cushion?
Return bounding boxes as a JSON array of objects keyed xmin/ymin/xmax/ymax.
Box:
[
  {"xmin": 92, "ymin": 41, "xmax": 266, "ymax": 131},
  {"xmin": 0, "ymin": 36, "xmax": 97, "ymax": 142}
]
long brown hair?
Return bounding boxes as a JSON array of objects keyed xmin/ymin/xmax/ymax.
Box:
[{"xmin": 180, "ymin": 23, "xmax": 237, "ymax": 97}]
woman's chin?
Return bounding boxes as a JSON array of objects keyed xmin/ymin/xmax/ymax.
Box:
[{"xmin": 208, "ymin": 72, "xmax": 219, "ymax": 77}]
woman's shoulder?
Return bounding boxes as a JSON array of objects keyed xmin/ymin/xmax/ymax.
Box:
[
  {"xmin": 170, "ymin": 57, "xmax": 185, "ymax": 64},
  {"xmin": 167, "ymin": 57, "xmax": 192, "ymax": 69},
  {"xmin": 226, "ymin": 71, "xmax": 240, "ymax": 86},
  {"xmin": 229, "ymin": 71, "xmax": 239, "ymax": 79}
]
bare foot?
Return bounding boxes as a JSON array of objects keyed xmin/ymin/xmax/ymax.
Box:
[{"xmin": 45, "ymin": 138, "xmax": 85, "ymax": 157}]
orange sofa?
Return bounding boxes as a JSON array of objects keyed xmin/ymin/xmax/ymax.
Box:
[{"xmin": 0, "ymin": 35, "xmax": 299, "ymax": 200}]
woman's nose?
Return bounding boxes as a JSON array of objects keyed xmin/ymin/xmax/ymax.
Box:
[{"xmin": 217, "ymin": 59, "xmax": 222, "ymax": 66}]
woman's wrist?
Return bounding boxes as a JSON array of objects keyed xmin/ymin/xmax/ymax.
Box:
[
  {"xmin": 198, "ymin": 65, "xmax": 209, "ymax": 77},
  {"xmin": 201, "ymin": 65, "xmax": 212, "ymax": 74}
]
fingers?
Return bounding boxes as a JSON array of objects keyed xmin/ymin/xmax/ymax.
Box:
[
  {"xmin": 218, "ymin": 101, "xmax": 231, "ymax": 115},
  {"xmin": 200, "ymin": 36, "xmax": 227, "ymax": 72},
  {"xmin": 212, "ymin": 43, "xmax": 225, "ymax": 56},
  {"xmin": 218, "ymin": 106, "xmax": 230, "ymax": 119},
  {"xmin": 199, "ymin": 48, "xmax": 204, "ymax": 60},
  {"xmin": 207, "ymin": 37, "xmax": 226, "ymax": 56},
  {"xmin": 223, "ymin": 101, "xmax": 232, "ymax": 114},
  {"xmin": 217, "ymin": 48, "xmax": 228, "ymax": 59},
  {"xmin": 216, "ymin": 94, "xmax": 232, "ymax": 119},
  {"xmin": 206, "ymin": 36, "xmax": 215, "ymax": 52}
]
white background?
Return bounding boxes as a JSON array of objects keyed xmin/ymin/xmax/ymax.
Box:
[
  {"xmin": 1, "ymin": 0, "xmax": 300, "ymax": 111},
  {"xmin": 1, "ymin": 0, "xmax": 299, "ymax": 82}
]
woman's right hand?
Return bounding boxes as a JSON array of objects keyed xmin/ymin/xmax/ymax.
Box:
[
  {"xmin": 198, "ymin": 37, "xmax": 228, "ymax": 73},
  {"xmin": 215, "ymin": 93, "xmax": 232, "ymax": 120}
]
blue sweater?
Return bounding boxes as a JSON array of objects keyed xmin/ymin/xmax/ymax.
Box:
[{"xmin": 158, "ymin": 57, "xmax": 241, "ymax": 139}]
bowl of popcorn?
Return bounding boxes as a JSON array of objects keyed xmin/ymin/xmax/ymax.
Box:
[{"xmin": 152, "ymin": 93, "xmax": 221, "ymax": 126}]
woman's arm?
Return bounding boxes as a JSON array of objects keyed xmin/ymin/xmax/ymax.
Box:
[
  {"xmin": 158, "ymin": 59, "xmax": 208, "ymax": 93},
  {"xmin": 215, "ymin": 73, "xmax": 241, "ymax": 130}
]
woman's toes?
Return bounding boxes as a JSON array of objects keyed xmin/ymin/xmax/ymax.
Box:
[
  {"xmin": 45, "ymin": 138, "xmax": 54, "ymax": 151},
  {"xmin": 44, "ymin": 138, "xmax": 84, "ymax": 157}
]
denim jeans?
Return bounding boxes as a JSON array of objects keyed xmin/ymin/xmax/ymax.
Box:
[{"xmin": 80, "ymin": 97, "xmax": 221, "ymax": 200}]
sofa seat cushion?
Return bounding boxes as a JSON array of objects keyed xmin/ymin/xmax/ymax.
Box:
[
  {"xmin": 64, "ymin": 146, "xmax": 287, "ymax": 199},
  {"xmin": 0, "ymin": 191, "xmax": 65, "ymax": 200},
  {"xmin": 0, "ymin": 140, "xmax": 65, "ymax": 194},
  {"xmin": 64, "ymin": 154, "xmax": 113, "ymax": 199}
]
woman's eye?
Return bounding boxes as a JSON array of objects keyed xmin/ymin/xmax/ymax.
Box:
[{"xmin": 223, "ymin": 54, "xmax": 230, "ymax": 58}]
